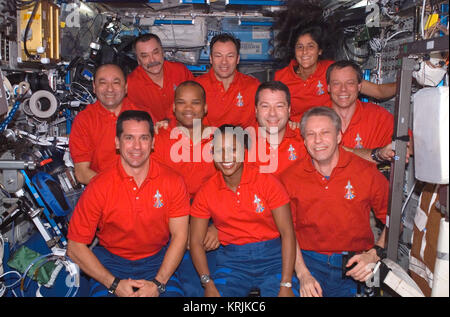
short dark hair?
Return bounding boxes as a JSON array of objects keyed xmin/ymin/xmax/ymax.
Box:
[
  {"xmin": 209, "ymin": 33, "xmax": 241, "ymax": 55},
  {"xmin": 300, "ymin": 106, "xmax": 342, "ymax": 138},
  {"xmin": 93, "ymin": 63, "xmax": 126, "ymax": 83},
  {"xmin": 116, "ymin": 110, "xmax": 154, "ymax": 138},
  {"xmin": 132, "ymin": 33, "xmax": 163, "ymax": 51},
  {"xmin": 255, "ymin": 81, "xmax": 291, "ymax": 106},
  {"xmin": 326, "ymin": 60, "xmax": 363, "ymax": 84},
  {"xmin": 213, "ymin": 124, "xmax": 250, "ymax": 151},
  {"xmin": 175, "ymin": 81, "xmax": 206, "ymax": 104}
]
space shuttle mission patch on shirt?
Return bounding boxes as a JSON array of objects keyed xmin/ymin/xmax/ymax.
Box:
[
  {"xmin": 288, "ymin": 144, "xmax": 298, "ymax": 161},
  {"xmin": 254, "ymin": 194, "xmax": 265, "ymax": 213},
  {"xmin": 154, "ymin": 190, "xmax": 164, "ymax": 208},
  {"xmin": 344, "ymin": 180, "xmax": 356, "ymax": 200},
  {"xmin": 236, "ymin": 92, "xmax": 244, "ymax": 107}
]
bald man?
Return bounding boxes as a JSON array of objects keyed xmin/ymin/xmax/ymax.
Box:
[{"xmin": 69, "ymin": 63, "xmax": 148, "ymax": 184}]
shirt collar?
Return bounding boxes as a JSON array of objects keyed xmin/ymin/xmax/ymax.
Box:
[
  {"xmin": 136, "ymin": 65, "xmax": 150, "ymax": 81},
  {"xmin": 116, "ymin": 157, "xmax": 160, "ymax": 182},
  {"xmin": 92, "ymin": 97, "xmax": 135, "ymax": 117},
  {"xmin": 136, "ymin": 63, "xmax": 167, "ymax": 84},
  {"xmin": 349, "ymin": 100, "xmax": 363, "ymax": 126},
  {"xmin": 328, "ymin": 99, "xmax": 363, "ymax": 130},
  {"xmin": 303, "ymin": 146, "xmax": 352, "ymax": 174},
  {"xmin": 255, "ymin": 124, "xmax": 299, "ymax": 148},
  {"xmin": 288, "ymin": 59, "xmax": 330, "ymax": 81},
  {"xmin": 217, "ymin": 161, "xmax": 253, "ymax": 190},
  {"xmin": 283, "ymin": 125, "xmax": 298, "ymax": 139},
  {"xmin": 207, "ymin": 69, "xmax": 240, "ymax": 87}
]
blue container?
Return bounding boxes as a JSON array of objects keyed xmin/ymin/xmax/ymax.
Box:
[{"xmin": 199, "ymin": 17, "xmax": 275, "ymax": 62}]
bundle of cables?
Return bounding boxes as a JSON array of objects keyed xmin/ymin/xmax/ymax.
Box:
[
  {"xmin": 15, "ymin": 0, "xmax": 41, "ymax": 61},
  {"xmin": 1, "ymin": 232, "xmax": 80, "ymax": 297},
  {"xmin": 17, "ymin": 252, "xmax": 80, "ymax": 297}
]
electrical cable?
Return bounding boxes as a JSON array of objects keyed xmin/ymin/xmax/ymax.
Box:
[
  {"xmin": 401, "ymin": 180, "xmax": 417, "ymax": 217},
  {"xmin": 0, "ymin": 270, "xmax": 23, "ymax": 289},
  {"xmin": 421, "ymin": 0, "xmax": 427, "ymax": 39},
  {"xmin": 386, "ymin": 30, "xmax": 411, "ymax": 42},
  {"xmin": 23, "ymin": 0, "xmax": 40, "ymax": 60},
  {"xmin": 69, "ymin": 82, "xmax": 95, "ymax": 104},
  {"xmin": 19, "ymin": 253, "xmax": 80, "ymax": 297},
  {"xmin": 343, "ymin": 37, "xmax": 371, "ymax": 59},
  {"xmin": 369, "ymin": 30, "xmax": 412, "ymax": 54},
  {"xmin": 0, "ymin": 100, "xmax": 22, "ymax": 133},
  {"xmin": 1, "ymin": 186, "xmax": 12, "ymax": 198},
  {"xmin": 342, "ymin": 37, "xmax": 370, "ymax": 65},
  {"xmin": 15, "ymin": 0, "xmax": 36, "ymax": 9},
  {"xmin": 19, "ymin": 253, "xmax": 53, "ymax": 297}
]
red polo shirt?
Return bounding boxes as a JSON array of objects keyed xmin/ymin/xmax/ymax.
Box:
[
  {"xmin": 152, "ymin": 124, "xmax": 216, "ymax": 199},
  {"xmin": 275, "ymin": 59, "xmax": 334, "ymax": 122},
  {"xmin": 331, "ymin": 100, "xmax": 394, "ymax": 149},
  {"xmin": 280, "ymin": 147, "xmax": 388, "ymax": 254},
  {"xmin": 127, "ymin": 61, "xmax": 194, "ymax": 121},
  {"xmin": 247, "ymin": 125, "xmax": 307, "ymax": 176},
  {"xmin": 67, "ymin": 158, "xmax": 190, "ymax": 260},
  {"xmin": 69, "ymin": 98, "xmax": 141, "ymax": 174},
  {"xmin": 195, "ymin": 70, "xmax": 260, "ymax": 128},
  {"xmin": 191, "ymin": 164, "xmax": 290, "ymax": 246}
]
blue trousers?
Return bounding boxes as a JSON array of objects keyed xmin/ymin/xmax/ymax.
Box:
[
  {"xmin": 301, "ymin": 250, "xmax": 361, "ymax": 297},
  {"xmin": 212, "ymin": 238, "xmax": 300, "ymax": 297},
  {"xmin": 176, "ymin": 249, "xmax": 218, "ymax": 297},
  {"xmin": 88, "ymin": 246, "xmax": 184, "ymax": 297}
]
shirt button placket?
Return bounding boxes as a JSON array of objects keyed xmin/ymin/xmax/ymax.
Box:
[
  {"xmin": 236, "ymin": 186, "xmax": 241, "ymax": 204},
  {"xmin": 321, "ymin": 177, "xmax": 329, "ymax": 190},
  {"xmin": 130, "ymin": 178, "xmax": 139, "ymax": 200}
]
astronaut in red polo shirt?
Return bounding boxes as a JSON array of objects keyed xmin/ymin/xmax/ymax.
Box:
[
  {"xmin": 152, "ymin": 81, "xmax": 216, "ymax": 199},
  {"xmin": 67, "ymin": 110, "xmax": 190, "ymax": 297},
  {"xmin": 274, "ymin": 25, "xmax": 397, "ymax": 122},
  {"xmin": 205, "ymin": 81, "xmax": 308, "ymax": 256},
  {"xmin": 190, "ymin": 125, "xmax": 299, "ymax": 297},
  {"xmin": 325, "ymin": 60, "xmax": 412, "ymax": 165},
  {"xmin": 152, "ymin": 81, "xmax": 220, "ymax": 297},
  {"xmin": 195, "ymin": 33, "xmax": 260, "ymax": 128},
  {"xmin": 248, "ymin": 81, "xmax": 307, "ymax": 176},
  {"xmin": 69, "ymin": 63, "xmax": 144, "ymax": 185},
  {"xmin": 280, "ymin": 106, "xmax": 388, "ymax": 297},
  {"xmin": 127, "ymin": 33, "xmax": 194, "ymax": 122}
]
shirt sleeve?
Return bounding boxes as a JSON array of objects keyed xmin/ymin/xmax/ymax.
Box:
[
  {"xmin": 368, "ymin": 167, "xmax": 389, "ymax": 224},
  {"xmin": 167, "ymin": 174, "xmax": 190, "ymax": 218},
  {"xmin": 126, "ymin": 71, "xmax": 142, "ymax": 106},
  {"xmin": 69, "ymin": 112, "xmax": 93, "ymax": 163},
  {"xmin": 67, "ymin": 179, "xmax": 104, "ymax": 244},
  {"xmin": 262, "ymin": 173, "xmax": 290, "ymax": 211},
  {"xmin": 274, "ymin": 70, "xmax": 281, "ymax": 81},
  {"xmin": 279, "ymin": 171, "xmax": 298, "ymax": 225},
  {"xmin": 151, "ymin": 134, "xmax": 166, "ymax": 164},
  {"xmin": 377, "ymin": 108, "xmax": 395, "ymax": 146},
  {"xmin": 183, "ymin": 65, "xmax": 194, "ymax": 81},
  {"xmin": 190, "ymin": 187, "xmax": 212, "ymax": 219}
]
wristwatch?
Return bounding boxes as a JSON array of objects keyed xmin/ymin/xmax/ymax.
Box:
[
  {"xmin": 371, "ymin": 148, "xmax": 385, "ymax": 164},
  {"xmin": 200, "ymin": 274, "xmax": 212, "ymax": 287},
  {"xmin": 371, "ymin": 245, "xmax": 386, "ymax": 259},
  {"xmin": 280, "ymin": 282, "xmax": 292, "ymax": 288},
  {"xmin": 151, "ymin": 278, "xmax": 166, "ymax": 294},
  {"xmin": 108, "ymin": 277, "xmax": 121, "ymax": 295}
]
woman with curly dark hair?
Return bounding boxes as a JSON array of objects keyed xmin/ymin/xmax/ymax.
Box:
[{"xmin": 272, "ymin": 0, "xmax": 397, "ymax": 122}]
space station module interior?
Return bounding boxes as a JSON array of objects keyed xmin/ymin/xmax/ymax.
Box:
[{"xmin": 0, "ymin": 0, "xmax": 448, "ymax": 298}]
